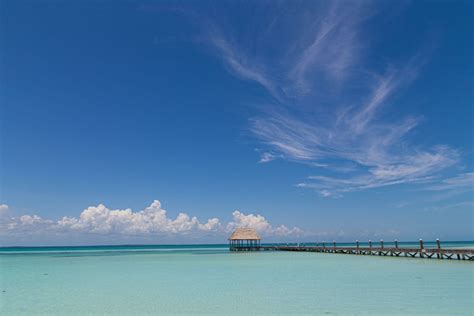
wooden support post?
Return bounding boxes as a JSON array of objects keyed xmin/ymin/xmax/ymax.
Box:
[
  {"xmin": 380, "ymin": 239, "xmax": 384, "ymax": 250},
  {"xmin": 395, "ymin": 239, "xmax": 399, "ymax": 249},
  {"xmin": 356, "ymin": 240, "xmax": 359, "ymax": 254},
  {"xmin": 419, "ymin": 239, "xmax": 424, "ymax": 258},
  {"xmin": 333, "ymin": 240, "xmax": 336, "ymax": 252},
  {"xmin": 436, "ymin": 238, "xmax": 441, "ymax": 259}
]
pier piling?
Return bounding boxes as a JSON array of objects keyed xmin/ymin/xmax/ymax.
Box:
[
  {"xmin": 436, "ymin": 239, "xmax": 441, "ymax": 259},
  {"xmin": 419, "ymin": 239, "xmax": 424, "ymax": 258},
  {"xmin": 230, "ymin": 238, "xmax": 473, "ymax": 261}
]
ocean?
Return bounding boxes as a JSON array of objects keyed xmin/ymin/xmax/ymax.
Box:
[{"xmin": 1, "ymin": 243, "xmax": 473, "ymax": 315}]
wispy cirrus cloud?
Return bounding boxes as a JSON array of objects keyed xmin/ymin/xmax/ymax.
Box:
[
  {"xmin": 288, "ymin": 1, "xmax": 368, "ymax": 95},
  {"xmin": 210, "ymin": 36, "xmax": 282, "ymax": 101},
  {"xmin": 205, "ymin": 0, "xmax": 463, "ymax": 197},
  {"xmin": 258, "ymin": 152, "xmax": 277, "ymax": 163},
  {"xmin": 423, "ymin": 172, "xmax": 474, "ymax": 201},
  {"xmin": 208, "ymin": 1, "xmax": 368, "ymax": 100},
  {"xmin": 426, "ymin": 172, "xmax": 474, "ymax": 191},
  {"xmin": 422, "ymin": 201, "xmax": 474, "ymax": 212}
]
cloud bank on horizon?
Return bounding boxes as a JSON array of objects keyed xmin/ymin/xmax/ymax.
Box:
[
  {"xmin": 205, "ymin": 1, "xmax": 466, "ymax": 197},
  {"xmin": 0, "ymin": 201, "xmax": 302, "ymax": 245}
]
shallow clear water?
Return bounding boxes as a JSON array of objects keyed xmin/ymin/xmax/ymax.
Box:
[{"xmin": 1, "ymin": 244, "xmax": 473, "ymax": 315}]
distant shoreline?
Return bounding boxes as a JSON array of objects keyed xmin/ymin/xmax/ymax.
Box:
[{"xmin": 2, "ymin": 240, "xmax": 473, "ymax": 250}]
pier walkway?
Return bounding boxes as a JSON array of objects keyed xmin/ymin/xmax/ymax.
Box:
[{"xmin": 231, "ymin": 240, "xmax": 474, "ymax": 261}]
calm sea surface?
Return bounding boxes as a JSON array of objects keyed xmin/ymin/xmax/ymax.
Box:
[{"xmin": 1, "ymin": 243, "xmax": 473, "ymax": 315}]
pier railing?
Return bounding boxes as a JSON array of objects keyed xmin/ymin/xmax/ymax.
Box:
[{"xmin": 230, "ymin": 239, "xmax": 474, "ymax": 261}]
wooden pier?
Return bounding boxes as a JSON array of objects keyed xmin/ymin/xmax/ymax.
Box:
[{"xmin": 231, "ymin": 239, "xmax": 474, "ymax": 261}]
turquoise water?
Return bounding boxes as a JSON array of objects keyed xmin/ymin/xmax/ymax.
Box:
[{"xmin": 1, "ymin": 244, "xmax": 473, "ymax": 315}]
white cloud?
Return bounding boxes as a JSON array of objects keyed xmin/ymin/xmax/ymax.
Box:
[
  {"xmin": 227, "ymin": 210, "xmax": 302, "ymax": 237},
  {"xmin": 204, "ymin": 2, "xmax": 462, "ymax": 197},
  {"xmin": 421, "ymin": 172, "xmax": 474, "ymax": 201},
  {"xmin": 422, "ymin": 201, "xmax": 474, "ymax": 212},
  {"xmin": 19, "ymin": 214, "xmax": 53, "ymax": 225},
  {"xmin": 210, "ymin": 36, "xmax": 282, "ymax": 101},
  {"xmin": 0, "ymin": 204, "xmax": 9, "ymax": 218},
  {"xmin": 54, "ymin": 200, "xmax": 221, "ymax": 235},
  {"xmin": 258, "ymin": 152, "xmax": 277, "ymax": 163},
  {"xmin": 426, "ymin": 172, "xmax": 474, "ymax": 191},
  {"xmin": 256, "ymin": 103, "xmax": 459, "ymax": 196},
  {"xmin": 298, "ymin": 147, "xmax": 458, "ymax": 197},
  {"xmin": 289, "ymin": 1, "xmax": 368, "ymax": 95},
  {"xmin": 207, "ymin": 1, "xmax": 369, "ymax": 100},
  {"xmin": 0, "ymin": 200, "xmax": 302, "ymax": 242}
]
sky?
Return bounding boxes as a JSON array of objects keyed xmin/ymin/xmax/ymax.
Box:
[{"xmin": 1, "ymin": 0, "xmax": 473, "ymax": 246}]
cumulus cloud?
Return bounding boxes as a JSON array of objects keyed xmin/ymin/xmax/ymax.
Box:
[
  {"xmin": 0, "ymin": 200, "xmax": 302, "ymax": 242},
  {"xmin": 54, "ymin": 200, "xmax": 222, "ymax": 235},
  {"xmin": 227, "ymin": 210, "xmax": 302, "ymax": 237},
  {"xmin": 3, "ymin": 200, "xmax": 221, "ymax": 236},
  {"xmin": 0, "ymin": 204, "xmax": 9, "ymax": 218}
]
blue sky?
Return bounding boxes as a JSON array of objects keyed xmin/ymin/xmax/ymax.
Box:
[{"xmin": 1, "ymin": 0, "xmax": 473, "ymax": 245}]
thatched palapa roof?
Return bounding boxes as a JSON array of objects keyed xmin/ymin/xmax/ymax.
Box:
[{"xmin": 229, "ymin": 227, "xmax": 261, "ymax": 240}]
